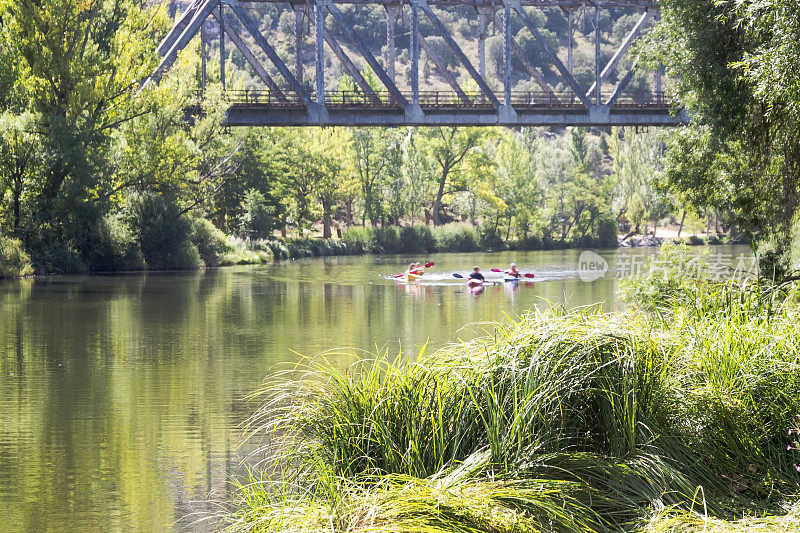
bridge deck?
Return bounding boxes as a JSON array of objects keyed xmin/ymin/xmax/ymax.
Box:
[{"xmin": 222, "ymin": 90, "xmax": 686, "ymax": 127}]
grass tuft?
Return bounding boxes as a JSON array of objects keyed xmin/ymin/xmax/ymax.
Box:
[{"xmin": 223, "ymin": 280, "xmax": 800, "ymax": 532}]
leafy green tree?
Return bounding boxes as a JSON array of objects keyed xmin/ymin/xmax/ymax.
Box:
[
  {"xmin": 495, "ymin": 130, "xmax": 540, "ymax": 241},
  {"xmin": 240, "ymin": 189, "xmax": 279, "ymax": 240},
  {"xmin": 212, "ymin": 128, "xmax": 286, "ymax": 233},
  {"xmin": 420, "ymin": 127, "xmax": 494, "ymax": 226},
  {"xmin": 648, "ymin": 0, "xmax": 800, "ymax": 252},
  {"xmin": 0, "ymin": 0, "xmax": 172, "ymax": 269},
  {"xmin": 609, "ymin": 128, "xmax": 673, "ymax": 235},
  {"xmin": 349, "ymin": 127, "xmax": 397, "ymax": 227},
  {"xmin": 0, "ymin": 113, "xmax": 39, "ymax": 232},
  {"xmin": 537, "ymin": 129, "xmax": 613, "ymax": 244},
  {"xmin": 401, "ymin": 128, "xmax": 434, "ymax": 226}
]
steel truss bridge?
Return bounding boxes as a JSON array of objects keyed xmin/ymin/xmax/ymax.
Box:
[{"xmin": 148, "ymin": 0, "xmax": 686, "ymax": 127}]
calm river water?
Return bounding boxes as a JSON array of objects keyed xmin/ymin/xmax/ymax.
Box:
[{"xmin": 0, "ymin": 246, "xmax": 750, "ymax": 531}]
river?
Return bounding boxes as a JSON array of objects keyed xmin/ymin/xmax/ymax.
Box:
[{"xmin": 0, "ymin": 246, "xmax": 752, "ymax": 531}]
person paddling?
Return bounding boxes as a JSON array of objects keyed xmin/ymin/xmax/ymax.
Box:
[
  {"xmin": 469, "ymin": 266, "xmax": 485, "ymax": 281},
  {"xmin": 505, "ymin": 263, "xmax": 521, "ymax": 278}
]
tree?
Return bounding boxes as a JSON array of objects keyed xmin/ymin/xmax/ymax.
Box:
[
  {"xmin": 4, "ymin": 0, "xmax": 169, "ymax": 207},
  {"xmin": 536, "ymin": 128, "xmax": 613, "ymax": 244},
  {"xmin": 270, "ymin": 128, "xmax": 340, "ymax": 236},
  {"xmin": 401, "ymin": 128, "xmax": 435, "ymax": 226},
  {"xmin": 495, "ymin": 130, "xmax": 540, "ymax": 241},
  {"xmin": 0, "ymin": 0, "xmax": 174, "ymax": 270},
  {"xmin": 420, "ymin": 127, "xmax": 493, "ymax": 226},
  {"xmin": 0, "ymin": 113, "xmax": 39, "ymax": 232},
  {"xmin": 240, "ymin": 189, "xmax": 279, "ymax": 240},
  {"xmin": 648, "ymin": 0, "xmax": 800, "ymax": 253},
  {"xmin": 312, "ymin": 129, "xmax": 345, "ymax": 238},
  {"xmin": 609, "ymin": 128, "xmax": 673, "ymax": 235},
  {"xmin": 349, "ymin": 127, "xmax": 395, "ymax": 227}
]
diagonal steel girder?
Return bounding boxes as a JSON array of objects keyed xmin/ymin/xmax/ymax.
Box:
[
  {"xmin": 324, "ymin": 0, "xmax": 408, "ymax": 107},
  {"xmin": 491, "ymin": 10, "xmax": 560, "ymax": 103},
  {"xmin": 606, "ymin": 58, "xmax": 638, "ymax": 106},
  {"xmin": 506, "ymin": 0, "xmax": 591, "ymax": 109},
  {"xmin": 226, "ymin": 0, "xmax": 311, "ymax": 105},
  {"xmin": 585, "ymin": 9, "xmax": 650, "ymax": 98},
  {"xmin": 323, "ymin": 26, "xmax": 383, "ymax": 104},
  {"xmin": 209, "ymin": 9, "xmax": 288, "ymax": 101},
  {"xmin": 145, "ymin": 0, "xmax": 221, "ymax": 89},
  {"xmin": 157, "ymin": 0, "xmax": 203, "ymax": 57},
  {"xmin": 416, "ymin": 0, "xmax": 501, "ymax": 109},
  {"xmin": 400, "ymin": 9, "xmax": 470, "ymax": 105}
]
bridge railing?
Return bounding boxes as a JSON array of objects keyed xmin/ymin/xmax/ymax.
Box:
[{"xmin": 222, "ymin": 89, "xmax": 671, "ymax": 109}]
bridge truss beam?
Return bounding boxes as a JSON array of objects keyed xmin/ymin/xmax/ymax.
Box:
[{"xmin": 146, "ymin": 0, "xmax": 686, "ymax": 127}]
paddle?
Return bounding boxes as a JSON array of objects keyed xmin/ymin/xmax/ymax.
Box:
[{"xmin": 490, "ymin": 268, "xmax": 535, "ymax": 279}]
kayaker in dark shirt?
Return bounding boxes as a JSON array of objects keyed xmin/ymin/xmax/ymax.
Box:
[{"xmin": 469, "ymin": 266, "xmax": 485, "ymax": 280}]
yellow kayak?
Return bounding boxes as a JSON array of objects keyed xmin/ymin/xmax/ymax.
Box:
[{"xmin": 406, "ymin": 272, "xmax": 422, "ymax": 282}]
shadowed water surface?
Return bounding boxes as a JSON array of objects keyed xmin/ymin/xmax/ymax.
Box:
[{"xmin": 0, "ymin": 247, "xmax": 748, "ymax": 531}]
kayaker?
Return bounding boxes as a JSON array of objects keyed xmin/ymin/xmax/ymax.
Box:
[
  {"xmin": 469, "ymin": 266, "xmax": 485, "ymax": 281},
  {"xmin": 506, "ymin": 263, "xmax": 521, "ymax": 278}
]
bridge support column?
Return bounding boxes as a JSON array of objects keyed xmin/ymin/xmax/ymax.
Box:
[
  {"xmin": 315, "ymin": 0, "xmax": 324, "ymax": 106},
  {"xmin": 410, "ymin": 0, "xmax": 419, "ymax": 106},
  {"xmin": 386, "ymin": 5, "xmax": 399, "ymax": 84},
  {"xmin": 219, "ymin": 4, "xmax": 226, "ymax": 90},
  {"xmin": 477, "ymin": 6, "xmax": 491, "ymax": 103},
  {"xmin": 293, "ymin": 4, "xmax": 306, "ymax": 85},
  {"xmin": 595, "ymin": 2, "xmax": 601, "ymax": 104},
  {"xmin": 502, "ymin": 3, "xmax": 511, "ymax": 106}
]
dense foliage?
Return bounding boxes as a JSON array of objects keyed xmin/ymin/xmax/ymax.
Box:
[
  {"xmin": 224, "ymin": 275, "xmax": 800, "ymax": 532},
  {"xmin": 647, "ymin": 0, "xmax": 800, "ymax": 273}
]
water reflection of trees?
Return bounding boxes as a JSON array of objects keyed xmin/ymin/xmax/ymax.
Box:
[{"xmin": 0, "ymin": 258, "xmax": 626, "ymax": 530}]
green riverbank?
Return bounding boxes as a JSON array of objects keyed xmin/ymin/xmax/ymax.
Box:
[{"xmin": 1, "ymin": 222, "xmax": 734, "ymax": 279}]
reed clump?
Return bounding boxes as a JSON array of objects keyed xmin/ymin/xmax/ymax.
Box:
[{"xmin": 222, "ymin": 279, "xmax": 800, "ymax": 532}]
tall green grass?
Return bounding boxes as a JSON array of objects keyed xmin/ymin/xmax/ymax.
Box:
[{"xmin": 222, "ymin": 280, "xmax": 800, "ymax": 532}]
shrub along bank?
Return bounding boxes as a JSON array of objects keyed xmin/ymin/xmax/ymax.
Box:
[
  {"xmin": 0, "ymin": 235, "xmax": 33, "ymax": 278},
  {"xmin": 221, "ymin": 272, "xmax": 800, "ymax": 532},
  {"xmin": 1, "ymin": 214, "xmax": 620, "ymax": 278}
]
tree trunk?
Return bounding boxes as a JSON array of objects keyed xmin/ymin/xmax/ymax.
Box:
[
  {"xmin": 432, "ymin": 168, "xmax": 448, "ymax": 226},
  {"xmin": 12, "ymin": 180, "xmax": 21, "ymax": 230},
  {"xmin": 677, "ymin": 210, "xmax": 686, "ymax": 237},
  {"xmin": 345, "ymin": 199, "xmax": 354, "ymax": 226},
  {"xmin": 322, "ymin": 199, "xmax": 332, "ymax": 239}
]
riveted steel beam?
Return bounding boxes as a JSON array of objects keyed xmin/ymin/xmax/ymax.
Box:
[
  {"xmin": 508, "ymin": 0, "xmax": 591, "ymax": 109},
  {"xmin": 417, "ymin": 0, "xmax": 500, "ymax": 108},
  {"xmin": 325, "ymin": 0, "xmax": 408, "ymax": 106},
  {"xmin": 226, "ymin": 0, "xmax": 311, "ymax": 104},
  {"xmin": 586, "ymin": 10, "xmax": 650, "ymax": 98}
]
